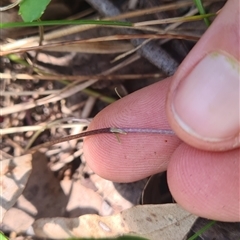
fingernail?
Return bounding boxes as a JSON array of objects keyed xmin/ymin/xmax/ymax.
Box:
[{"xmin": 172, "ymin": 51, "xmax": 239, "ymax": 141}]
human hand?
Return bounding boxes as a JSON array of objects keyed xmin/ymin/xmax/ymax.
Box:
[{"xmin": 84, "ymin": 0, "xmax": 240, "ymax": 222}]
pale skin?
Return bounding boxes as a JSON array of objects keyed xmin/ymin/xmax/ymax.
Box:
[{"xmin": 83, "ymin": 0, "xmax": 240, "ymax": 222}]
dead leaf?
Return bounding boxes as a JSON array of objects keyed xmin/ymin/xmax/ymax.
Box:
[
  {"xmin": 60, "ymin": 179, "xmax": 113, "ymax": 217},
  {"xmin": 2, "ymin": 152, "xmax": 67, "ymax": 233},
  {"xmin": 32, "ymin": 204, "xmax": 198, "ymax": 239},
  {"xmin": 90, "ymin": 174, "xmax": 147, "ymax": 214},
  {"xmin": 0, "ymin": 154, "xmax": 32, "ymax": 222}
]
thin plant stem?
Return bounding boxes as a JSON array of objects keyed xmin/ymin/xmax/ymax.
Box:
[
  {"xmin": 29, "ymin": 19, "xmax": 44, "ymax": 74},
  {"xmin": 194, "ymin": 0, "xmax": 211, "ymax": 26},
  {"xmin": 110, "ymin": 128, "xmax": 175, "ymax": 135},
  {"xmin": 27, "ymin": 127, "xmax": 175, "ymax": 154},
  {"xmin": 0, "ymin": 19, "xmax": 133, "ymax": 29}
]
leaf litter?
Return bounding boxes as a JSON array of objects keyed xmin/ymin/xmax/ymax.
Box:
[{"xmin": 1, "ymin": 0, "xmax": 238, "ymax": 239}]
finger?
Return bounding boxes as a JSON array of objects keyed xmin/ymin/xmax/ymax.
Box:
[
  {"xmin": 168, "ymin": 144, "xmax": 240, "ymax": 222},
  {"xmin": 83, "ymin": 79, "xmax": 181, "ymax": 182},
  {"xmin": 166, "ymin": 0, "xmax": 240, "ymax": 151}
]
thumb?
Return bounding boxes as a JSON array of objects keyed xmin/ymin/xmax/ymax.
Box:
[{"xmin": 167, "ymin": 0, "xmax": 239, "ymax": 151}]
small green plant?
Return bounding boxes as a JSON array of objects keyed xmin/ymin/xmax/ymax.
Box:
[
  {"xmin": 19, "ymin": 0, "xmax": 51, "ymax": 22},
  {"xmin": 0, "ymin": 231, "xmax": 8, "ymax": 240}
]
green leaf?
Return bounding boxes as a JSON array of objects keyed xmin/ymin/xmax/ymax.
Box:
[
  {"xmin": 0, "ymin": 231, "xmax": 9, "ymax": 240},
  {"xmin": 19, "ymin": 0, "xmax": 51, "ymax": 22}
]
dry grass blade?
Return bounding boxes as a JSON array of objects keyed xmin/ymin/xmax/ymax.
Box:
[
  {"xmin": 42, "ymin": 41, "xmax": 133, "ymax": 54},
  {"xmin": 0, "ymin": 0, "xmax": 22, "ymax": 11},
  {"xmin": 0, "ymin": 90, "xmax": 60, "ymax": 96},
  {"xmin": 0, "ymin": 73, "xmax": 163, "ymax": 82},
  {"xmin": 0, "ymin": 33, "xmax": 199, "ymax": 56},
  {"xmin": 0, "ymin": 79, "xmax": 97, "ymax": 116},
  {"xmin": 0, "ymin": 123, "xmax": 90, "ymax": 135},
  {"xmin": 110, "ymin": 1, "xmax": 195, "ymax": 20},
  {"xmin": 0, "ymin": 24, "xmax": 96, "ymax": 52},
  {"xmin": 134, "ymin": 14, "xmax": 217, "ymax": 27}
]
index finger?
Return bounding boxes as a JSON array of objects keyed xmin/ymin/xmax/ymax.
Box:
[{"xmin": 83, "ymin": 79, "xmax": 181, "ymax": 182}]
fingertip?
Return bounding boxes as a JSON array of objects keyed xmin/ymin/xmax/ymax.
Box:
[
  {"xmin": 166, "ymin": 0, "xmax": 240, "ymax": 151},
  {"xmin": 167, "ymin": 144, "xmax": 240, "ymax": 222},
  {"xmin": 83, "ymin": 119, "xmax": 180, "ymax": 182},
  {"xmin": 83, "ymin": 80, "xmax": 181, "ymax": 182},
  {"xmin": 167, "ymin": 51, "xmax": 240, "ymax": 151}
]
